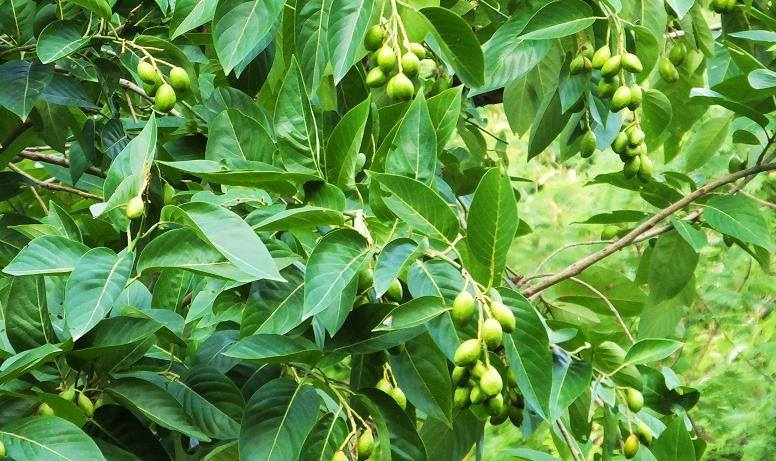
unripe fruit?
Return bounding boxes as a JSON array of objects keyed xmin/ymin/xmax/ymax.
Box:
[
  {"xmin": 601, "ymin": 225, "xmax": 620, "ymax": 240},
  {"xmin": 401, "ymin": 52, "xmax": 420, "ymax": 77},
  {"xmin": 627, "ymin": 126, "xmax": 645, "ymax": 146},
  {"xmin": 627, "ymin": 84, "xmax": 643, "ymax": 110},
  {"xmin": 471, "ymin": 360, "xmax": 488, "ymax": 379},
  {"xmin": 612, "ymin": 131, "xmax": 629, "ymax": 154},
  {"xmin": 78, "ymin": 392, "xmax": 94, "ymax": 417},
  {"xmin": 154, "ymin": 83, "xmax": 177, "ymax": 113},
  {"xmin": 637, "ymin": 154, "xmax": 653, "ymax": 181},
  {"xmin": 626, "ymin": 387, "xmax": 644, "ymax": 412},
  {"xmin": 454, "ymin": 386, "xmax": 471, "ymax": 409},
  {"xmin": 143, "ymin": 82, "xmax": 159, "ymax": 96},
  {"xmin": 579, "ymin": 41, "xmax": 594, "ymax": 59},
  {"xmin": 623, "ymin": 433, "xmax": 640, "ymax": 458},
  {"xmin": 454, "ymin": 339, "xmax": 481, "ymax": 367},
  {"xmin": 169, "ymin": 66, "xmax": 190, "ymax": 93},
  {"xmin": 452, "ymin": 366, "xmax": 469, "ymax": 385},
  {"xmin": 60, "ymin": 386, "xmax": 76, "ymax": 402},
  {"xmin": 669, "ymin": 42, "xmax": 687, "ymax": 66},
  {"xmin": 126, "ymin": 196, "xmax": 145, "ymax": 219},
  {"xmin": 597, "ymin": 79, "xmax": 617, "ymax": 98},
  {"xmin": 452, "ymin": 291, "xmax": 476, "ymax": 326},
  {"xmin": 364, "ymin": 25, "xmax": 385, "ymax": 51},
  {"xmin": 390, "ymin": 387, "xmax": 407, "ymax": 409},
  {"xmin": 357, "ymin": 430, "xmax": 374, "ymax": 459},
  {"xmin": 490, "ymin": 302, "xmax": 516, "ymax": 333},
  {"xmin": 376, "ymin": 46, "xmax": 397, "ymax": 72},
  {"xmin": 611, "ymin": 85, "xmax": 632, "ymax": 111},
  {"xmin": 592, "ymin": 46, "xmax": 612, "ymax": 68},
  {"xmin": 479, "ymin": 367, "xmax": 503, "ymax": 397},
  {"xmin": 622, "ymin": 53, "xmax": 643, "ymax": 73},
  {"xmin": 0, "ymin": 440, "xmax": 5, "ymax": 457},
  {"xmin": 580, "ymin": 130, "xmax": 597, "ymax": 158},
  {"xmin": 386, "ymin": 73, "xmax": 414, "ymax": 101},
  {"xmin": 376, "ymin": 378, "xmax": 393, "ymax": 394},
  {"xmin": 409, "ymin": 43, "xmax": 426, "ymax": 59},
  {"xmin": 623, "ymin": 156, "xmax": 641, "ymax": 179},
  {"xmin": 469, "ymin": 385, "xmax": 485, "ymax": 404},
  {"xmin": 355, "ymin": 152, "xmax": 367, "ymax": 171},
  {"xmin": 332, "ymin": 450, "xmax": 349, "ymax": 461},
  {"xmin": 728, "ymin": 155, "xmax": 744, "ymax": 173},
  {"xmin": 600, "ymin": 55, "xmax": 622, "ymax": 78},
  {"xmin": 637, "ymin": 421, "xmax": 653, "ymax": 444},
  {"xmin": 659, "ymin": 58, "xmax": 680, "ymax": 82},
  {"xmin": 482, "ymin": 318, "xmax": 504, "ymax": 349},
  {"xmin": 418, "ymin": 59, "xmax": 437, "ymax": 79},
  {"xmin": 570, "ymin": 55, "xmax": 586, "ymax": 75},
  {"xmin": 37, "ymin": 402, "xmax": 54, "ymax": 416},
  {"xmin": 366, "ymin": 67, "xmax": 388, "ymax": 88},
  {"xmin": 486, "ymin": 393, "xmax": 504, "ymax": 416},
  {"xmin": 137, "ymin": 60, "xmax": 157, "ymax": 84},
  {"xmin": 386, "ymin": 279, "xmax": 403, "ymax": 301},
  {"xmin": 357, "ymin": 266, "xmax": 373, "ymax": 292}
]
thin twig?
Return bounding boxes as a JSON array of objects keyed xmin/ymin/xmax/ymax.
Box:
[
  {"xmin": 556, "ymin": 420, "xmax": 584, "ymax": 461},
  {"xmin": 28, "ymin": 185, "xmax": 48, "ymax": 213},
  {"xmin": 118, "ymin": 78, "xmax": 183, "ymax": 118},
  {"xmin": 8, "ymin": 163, "xmax": 103, "ymax": 201},
  {"xmin": 569, "ymin": 276, "xmax": 634, "ymax": 343},
  {"xmin": 18, "ymin": 150, "xmax": 107, "ymax": 178}
]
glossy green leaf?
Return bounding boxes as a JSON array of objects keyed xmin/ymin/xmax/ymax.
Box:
[
  {"xmin": 670, "ymin": 218, "xmax": 707, "ymax": 252},
  {"xmin": 651, "ymin": 417, "xmax": 696, "ymax": 460},
  {"xmin": 0, "ymin": 60, "xmax": 54, "ymax": 120},
  {"xmin": 374, "ymin": 238, "xmax": 420, "ymax": 297},
  {"xmin": 683, "ymin": 115, "xmax": 732, "ymax": 172},
  {"xmin": 170, "ymin": 0, "xmax": 218, "ymax": 38},
  {"xmin": 242, "ymin": 268, "xmax": 305, "ymax": 336},
  {"xmin": 3, "ymin": 235, "xmax": 89, "ymax": 276},
  {"xmin": 327, "ymin": 0, "xmax": 374, "ymax": 83},
  {"xmin": 552, "ymin": 266, "xmax": 646, "ymax": 317},
  {"xmin": 224, "ymin": 334, "xmax": 322, "ymax": 364},
  {"xmin": 5, "ymin": 276, "xmax": 55, "ymax": 351},
  {"xmin": 648, "ymin": 232, "xmax": 698, "ymax": 303},
  {"xmin": 420, "ymin": 7, "xmax": 484, "ymax": 87},
  {"xmin": 274, "ymin": 58, "xmax": 321, "ymax": 174},
  {"xmin": 549, "ymin": 354, "xmax": 592, "ymax": 421},
  {"xmin": 0, "ymin": 416, "xmax": 106, "ymax": 461},
  {"xmin": 103, "ymin": 114, "xmax": 156, "ymax": 201},
  {"xmin": 213, "ymin": 0, "xmax": 284, "ymax": 74},
  {"xmin": 624, "ymin": 339, "xmax": 683, "ymax": 366},
  {"xmin": 299, "ymin": 411, "xmax": 348, "ymax": 461},
  {"xmin": 703, "ymin": 195, "xmax": 772, "ymax": 250},
  {"xmin": 528, "ymin": 89, "xmax": 571, "ymax": 160},
  {"xmin": 375, "ymin": 296, "xmax": 447, "ymax": 331},
  {"xmin": 295, "ymin": 0, "xmax": 330, "ymax": 93},
  {"xmin": 385, "ymin": 94, "xmax": 437, "ymax": 185},
  {"xmin": 70, "ymin": 0, "xmax": 111, "ymax": 19},
  {"xmin": 324, "ymin": 96, "xmax": 370, "ymax": 189},
  {"xmin": 0, "ymin": 343, "xmax": 63, "ymax": 383},
  {"xmin": 37, "ymin": 21, "xmax": 89, "ymax": 64},
  {"xmin": 519, "ymin": 0, "xmax": 595, "ymax": 40},
  {"xmin": 205, "ymin": 109, "xmax": 275, "ymax": 163},
  {"xmin": 419, "ymin": 410, "xmax": 483, "ymax": 461}
]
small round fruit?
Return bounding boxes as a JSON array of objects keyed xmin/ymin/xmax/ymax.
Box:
[
  {"xmin": 154, "ymin": 83, "xmax": 177, "ymax": 113},
  {"xmin": 482, "ymin": 318, "xmax": 504, "ymax": 349},
  {"xmin": 358, "ymin": 266, "xmax": 374, "ymax": 292},
  {"xmin": 37, "ymin": 402, "xmax": 54, "ymax": 416},
  {"xmin": 59, "ymin": 386, "xmax": 76, "ymax": 402},
  {"xmin": 386, "ymin": 279, "xmax": 403, "ymax": 301},
  {"xmin": 451, "ymin": 291, "xmax": 476, "ymax": 326},
  {"xmin": 569, "ymin": 55, "xmax": 586, "ymax": 75},
  {"xmin": 580, "ymin": 130, "xmax": 597, "ymax": 158},
  {"xmin": 479, "ymin": 367, "xmax": 503, "ymax": 397},
  {"xmin": 622, "ymin": 53, "xmax": 643, "ymax": 73},
  {"xmin": 332, "ymin": 450, "xmax": 349, "ymax": 461},
  {"xmin": 401, "ymin": 52, "xmax": 420, "ymax": 77},
  {"xmin": 376, "ymin": 46, "xmax": 397, "ymax": 72},
  {"xmin": 409, "ymin": 43, "xmax": 426, "ymax": 59},
  {"xmin": 490, "ymin": 302, "xmax": 516, "ymax": 333},
  {"xmin": 137, "ymin": 60, "xmax": 157, "ymax": 84},
  {"xmin": 418, "ymin": 58, "xmax": 437, "ymax": 79},
  {"xmin": 357, "ymin": 430, "xmax": 374, "ymax": 459},
  {"xmin": 592, "ymin": 46, "xmax": 612, "ymax": 68},
  {"xmin": 386, "ymin": 73, "xmax": 414, "ymax": 101},
  {"xmin": 626, "ymin": 387, "xmax": 644, "ymax": 412},
  {"xmin": 611, "ymin": 85, "xmax": 632, "ymax": 111},
  {"xmin": 454, "ymin": 386, "xmax": 471, "ymax": 409},
  {"xmin": 454, "ymin": 339, "xmax": 481, "ymax": 367},
  {"xmin": 366, "ymin": 67, "xmax": 388, "ymax": 88},
  {"xmin": 452, "ymin": 366, "xmax": 469, "ymax": 385},
  {"xmin": 390, "ymin": 387, "xmax": 407, "ymax": 409},
  {"xmin": 627, "ymin": 84, "xmax": 643, "ymax": 109},
  {"xmin": 126, "ymin": 196, "xmax": 145, "ymax": 219},
  {"xmin": 623, "ymin": 156, "xmax": 641, "ymax": 179},
  {"xmin": 623, "ymin": 433, "xmax": 640, "ymax": 459},
  {"xmin": 364, "ymin": 25, "xmax": 385, "ymax": 51},
  {"xmin": 376, "ymin": 378, "xmax": 393, "ymax": 394},
  {"xmin": 471, "ymin": 360, "xmax": 488, "ymax": 379},
  {"xmin": 611, "ymin": 131, "xmax": 628, "ymax": 154},
  {"xmin": 669, "ymin": 42, "xmax": 687, "ymax": 66},
  {"xmin": 78, "ymin": 392, "xmax": 94, "ymax": 417},
  {"xmin": 579, "ymin": 42, "xmax": 594, "ymax": 59},
  {"xmin": 469, "ymin": 385, "xmax": 485, "ymax": 404},
  {"xmin": 600, "ymin": 55, "xmax": 622, "ymax": 78},
  {"xmin": 169, "ymin": 66, "xmax": 190, "ymax": 93},
  {"xmin": 597, "ymin": 79, "xmax": 617, "ymax": 98},
  {"xmin": 728, "ymin": 155, "xmax": 744, "ymax": 173},
  {"xmin": 659, "ymin": 58, "xmax": 680, "ymax": 82},
  {"xmin": 627, "ymin": 126, "xmax": 645, "ymax": 146},
  {"xmin": 637, "ymin": 421, "xmax": 653, "ymax": 444},
  {"xmin": 601, "ymin": 225, "xmax": 620, "ymax": 240},
  {"xmin": 485, "ymin": 393, "xmax": 504, "ymax": 416},
  {"xmin": 355, "ymin": 152, "xmax": 367, "ymax": 171},
  {"xmin": 637, "ymin": 155, "xmax": 653, "ymax": 181}
]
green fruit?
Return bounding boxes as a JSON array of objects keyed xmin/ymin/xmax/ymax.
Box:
[
  {"xmin": 623, "ymin": 156, "xmax": 641, "ymax": 179},
  {"xmin": 409, "ymin": 43, "xmax": 426, "ymax": 59},
  {"xmin": 59, "ymin": 386, "xmax": 76, "ymax": 402},
  {"xmin": 126, "ymin": 196, "xmax": 145, "ymax": 219},
  {"xmin": 597, "ymin": 79, "xmax": 617, "ymax": 98},
  {"xmin": 637, "ymin": 154, "xmax": 653, "ymax": 181},
  {"xmin": 627, "ymin": 84, "xmax": 643, "ymax": 110},
  {"xmin": 366, "ymin": 67, "xmax": 388, "ymax": 88},
  {"xmin": 418, "ymin": 59, "xmax": 437, "ymax": 79},
  {"xmin": 627, "ymin": 126, "xmax": 645, "ymax": 146},
  {"xmin": 728, "ymin": 155, "xmax": 744, "ymax": 173},
  {"xmin": 358, "ymin": 266, "xmax": 374, "ymax": 292},
  {"xmin": 454, "ymin": 386, "xmax": 471, "ymax": 409},
  {"xmin": 452, "ymin": 291, "xmax": 476, "ymax": 326},
  {"xmin": 386, "ymin": 73, "xmax": 414, "ymax": 101},
  {"xmin": 355, "ymin": 152, "xmax": 367, "ymax": 171},
  {"xmin": 592, "ymin": 46, "xmax": 612, "ymax": 68},
  {"xmin": 364, "ymin": 25, "xmax": 385, "ymax": 51},
  {"xmin": 669, "ymin": 42, "xmax": 687, "ymax": 66},
  {"xmin": 376, "ymin": 46, "xmax": 397, "ymax": 72},
  {"xmin": 401, "ymin": 52, "xmax": 420, "ymax": 77},
  {"xmin": 637, "ymin": 421, "xmax": 653, "ymax": 444},
  {"xmin": 452, "ymin": 366, "xmax": 469, "ymax": 385},
  {"xmin": 601, "ymin": 225, "xmax": 620, "ymax": 240},
  {"xmin": 386, "ymin": 279, "xmax": 403, "ymax": 301},
  {"xmin": 390, "ymin": 387, "xmax": 407, "ymax": 409},
  {"xmin": 137, "ymin": 60, "xmax": 157, "ymax": 84},
  {"xmin": 621, "ymin": 53, "xmax": 643, "ymax": 73},
  {"xmin": 154, "ymin": 83, "xmax": 177, "ymax": 113},
  {"xmin": 725, "ymin": 0, "xmax": 738, "ymax": 12},
  {"xmin": 471, "ymin": 360, "xmax": 487, "ymax": 379},
  {"xmin": 143, "ymin": 82, "xmax": 159, "ymax": 96},
  {"xmin": 169, "ymin": 66, "xmax": 190, "ymax": 92},
  {"xmin": 600, "ymin": 55, "xmax": 622, "ymax": 78},
  {"xmin": 482, "ymin": 318, "xmax": 503, "ymax": 349},
  {"xmin": 611, "ymin": 85, "xmax": 632, "ymax": 111},
  {"xmin": 479, "ymin": 367, "xmax": 503, "ymax": 397},
  {"xmin": 332, "ymin": 450, "xmax": 349, "ymax": 461},
  {"xmin": 357, "ymin": 430, "xmax": 374, "ymax": 459},
  {"xmin": 659, "ymin": 58, "xmax": 680, "ymax": 82},
  {"xmin": 485, "ymin": 393, "xmax": 504, "ymax": 416},
  {"xmin": 626, "ymin": 387, "xmax": 644, "ymax": 412},
  {"xmin": 579, "ymin": 41, "xmax": 594, "ymax": 59},
  {"xmin": 508, "ymin": 405, "xmax": 523, "ymax": 426},
  {"xmin": 454, "ymin": 339, "xmax": 481, "ymax": 366},
  {"xmin": 623, "ymin": 433, "xmax": 640, "ymax": 459},
  {"xmin": 376, "ymin": 378, "xmax": 393, "ymax": 394},
  {"xmin": 37, "ymin": 402, "xmax": 54, "ymax": 416},
  {"xmin": 0, "ymin": 440, "xmax": 5, "ymax": 457},
  {"xmin": 469, "ymin": 385, "xmax": 486, "ymax": 404},
  {"xmin": 569, "ymin": 55, "xmax": 586, "ymax": 75},
  {"xmin": 612, "ymin": 131, "xmax": 629, "ymax": 154},
  {"xmin": 490, "ymin": 302, "xmax": 516, "ymax": 333},
  {"xmin": 78, "ymin": 392, "xmax": 94, "ymax": 417},
  {"xmin": 580, "ymin": 130, "xmax": 597, "ymax": 158}
]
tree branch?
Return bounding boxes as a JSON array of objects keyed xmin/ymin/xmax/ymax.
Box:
[
  {"xmin": 0, "ymin": 121, "xmax": 33, "ymax": 161},
  {"xmin": 18, "ymin": 150, "xmax": 107, "ymax": 178},
  {"xmin": 522, "ymin": 162, "xmax": 776, "ymax": 298},
  {"xmin": 8, "ymin": 163, "xmax": 104, "ymax": 201}
]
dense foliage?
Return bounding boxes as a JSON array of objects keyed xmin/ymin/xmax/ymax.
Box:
[{"xmin": 0, "ymin": 0, "xmax": 774, "ymax": 460}]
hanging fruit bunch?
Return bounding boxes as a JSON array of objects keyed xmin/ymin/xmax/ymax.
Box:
[
  {"xmin": 136, "ymin": 56, "xmax": 190, "ymax": 113},
  {"xmin": 711, "ymin": 0, "xmax": 738, "ymax": 14}
]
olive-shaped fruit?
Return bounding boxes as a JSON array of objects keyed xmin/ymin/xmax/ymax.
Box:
[
  {"xmin": 332, "ymin": 450, "xmax": 349, "ymax": 461},
  {"xmin": 409, "ymin": 43, "xmax": 426, "ymax": 59},
  {"xmin": 401, "ymin": 52, "xmax": 420, "ymax": 77},
  {"xmin": 627, "ymin": 126, "xmax": 645, "ymax": 146},
  {"xmin": 728, "ymin": 155, "xmax": 745, "ymax": 173},
  {"xmin": 579, "ymin": 41, "xmax": 594, "ymax": 59},
  {"xmin": 597, "ymin": 79, "xmax": 617, "ymax": 98},
  {"xmin": 580, "ymin": 130, "xmax": 597, "ymax": 158},
  {"xmin": 471, "ymin": 360, "xmax": 488, "ymax": 379},
  {"xmin": 137, "ymin": 60, "xmax": 157, "ymax": 84},
  {"xmin": 569, "ymin": 55, "xmax": 586, "ymax": 75},
  {"xmin": 623, "ymin": 433, "xmax": 640, "ymax": 458},
  {"xmin": 453, "ymin": 339, "xmax": 482, "ymax": 367},
  {"xmin": 78, "ymin": 392, "xmax": 94, "ymax": 417},
  {"xmin": 376, "ymin": 46, "xmax": 397, "ymax": 72},
  {"xmin": 490, "ymin": 302, "xmax": 516, "ymax": 333},
  {"xmin": 611, "ymin": 85, "xmax": 632, "ymax": 112},
  {"xmin": 126, "ymin": 196, "xmax": 145, "ymax": 219},
  {"xmin": 601, "ymin": 225, "xmax": 620, "ymax": 240},
  {"xmin": 376, "ymin": 378, "xmax": 393, "ymax": 394},
  {"xmin": 659, "ymin": 58, "xmax": 680, "ymax": 82},
  {"xmin": 364, "ymin": 25, "xmax": 385, "ymax": 51},
  {"xmin": 390, "ymin": 387, "xmax": 407, "ymax": 409},
  {"xmin": 454, "ymin": 386, "xmax": 471, "ymax": 409},
  {"xmin": 386, "ymin": 73, "xmax": 414, "ymax": 101},
  {"xmin": 669, "ymin": 42, "xmax": 687, "ymax": 66},
  {"xmin": 357, "ymin": 266, "xmax": 374, "ymax": 292},
  {"xmin": 357, "ymin": 429, "xmax": 374, "ymax": 459},
  {"xmin": 355, "ymin": 152, "xmax": 367, "ymax": 171},
  {"xmin": 59, "ymin": 386, "xmax": 76, "ymax": 402},
  {"xmin": 37, "ymin": 402, "xmax": 54, "ymax": 416},
  {"xmin": 143, "ymin": 82, "xmax": 159, "ymax": 97},
  {"xmin": 626, "ymin": 387, "xmax": 644, "ymax": 412},
  {"xmin": 469, "ymin": 385, "xmax": 486, "ymax": 404},
  {"xmin": 452, "ymin": 366, "xmax": 469, "ymax": 385},
  {"xmin": 479, "ymin": 367, "xmax": 503, "ymax": 397},
  {"xmin": 623, "ymin": 156, "xmax": 641, "ymax": 179},
  {"xmin": 0, "ymin": 440, "xmax": 5, "ymax": 457},
  {"xmin": 386, "ymin": 279, "xmax": 403, "ymax": 301},
  {"xmin": 482, "ymin": 318, "xmax": 504, "ymax": 349},
  {"xmin": 612, "ymin": 131, "xmax": 629, "ymax": 154},
  {"xmin": 725, "ymin": 0, "xmax": 738, "ymax": 12},
  {"xmin": 627, "ymin": 84, "xmax": 643, "ymax": 110},
  {"xmin": 366, "ymin": 67, "xmax": 388, "ymax": 88},
  {"xmin": 637, "ymin": 154, "xmax": 653, "ymax": 181},
  {"xmin": 452, "ymin": 291, "xmax": 476, "ymax": 326},
  {"xmin": 622, "ymin": 53, "xmax": 643, "ymax": 73},
  {"xmin": 486, "ymin": 393, "xmax": 504, "ymax": 416},
  {"xmin": 637, "ymin": 421, "xmax": 653, "ymax": 444},
  {"xmin": 600, "ymin": 55, "xmax": 622, "ymax": 78},
  {"xmin": 592, "ymin": 46, "xmax": 612, "ymax": 69},
  {"xmin": 154, "ymin": 83, "xmax": 177, "ymax": 113},
  {"xmin": 169, "ymin": 66, "xmax": 190, "ymax": 92},
  {"xmin": 418, "ymin": 58, "xmax": 437, "ymax": 79}
]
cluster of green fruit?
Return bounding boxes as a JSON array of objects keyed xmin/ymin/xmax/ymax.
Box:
[
  {"xmin": 658, "ymin": 41, "xmax": 686, "ymax": 83},
  {"xmin": 711, "ymin": 0, "xmax": 738, "ymax": 14},
  {"xmin": 331, "ymin": 427, "xmax": 377, "ymax": 461},
  {"xmin": 375, "ymin": 376, "xmax": 407, "ymax": 410},
  {"xmin": 363, "ymin": 23, "xmax": 434, "ymax": 101},
  {"xmin": 591, "ymin": 46, "xmax": 644, "ymax": 112},
  {"xmin": 37, "ymin": 386, "xmax": 99, "ymax": 418},
  {"xmin": 136, "ymin": 59, "xmax": 190, "ymax": 113},
  {"xmin": 621, "ymin": 387, "xmax": 653, "ymax": 459},
  {"xmin": 611, "ymin": 123, "xmax": 653, "ymax": 181},
  {"xmin": 357, "ymin": 265, "xmax": 403, "ymax": 304}
]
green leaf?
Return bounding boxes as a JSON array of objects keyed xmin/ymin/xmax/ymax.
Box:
[
  {"xmin": 250, "ymin": 206, "xmax": 344, "ymax": 231},
  {"xmin": 419, "ymin": 410, "xmax": 483, "ymax": 461},
  {"xmin": 64, "ymin": 248, "xmax": 134, "ymax": 340},
  {"xmin": 703, "ymin": 195, "xmax": 772, "ymax": 250},
  {"xmin": 373, "ymin": 238, "xmax": 420, "ymax": 297},
  {"xmin": 519, "ymin": 0, "xmax": 595, "ymax": 40},
  {"xmin": 651, "ymin": 417, "xmax": 696, "ymax": 461},
  {"xmin": 328, "ymin": 304, "xmax": 425, "ymax": 354},
  {"xmin": 498, "ymin": 448, "xmax": 561, "ymax": 461},
  {"xmin": 528, "ymin": 89, "xmax": 571, "ymax": 160},
  {"xmin": 224, "ymin": 334, "xmax": 322, "ymax": 364},
  {"xmin": 213, "ymin": 0, "xmax": 284, "ymax": 74},
  {"xmin": 158, "ymin": 159, "xmax": 318, "ymax": 192},
  {"xmin": 689, "ymin": 88, "xmax": 768, "ymax": 127},
  {"xmin": 371, "ymin": 172, "xmax": 460, "ymax": 244},
  {"xmin": 385, "ymin": 94, "xmax": 437, "ymax": 185},
  {"xmin": 240, "ymin": 378, "xmax": 319, "ymax": 461},
  {"xmin": 624, "ymin": 339, "xmax": 683, "ymax": 366},
  {"xmin": 641, "ymin": 89, "xmax": 673, "ymax": 141},
  {"xmin": 3, "ymin": 235, "xmax": 89, "ymax": 276},
  {"xmin": 375, "ymin": 296, "xmax": 447, "ymax": 331},
  {"xmin": 170, "ymin": 0, "xmax": 218, "ymax": 39},
  {"xmin": 5, "ymin": 276, "xmax": 55, "ymax": 351},
  {"xmin": 361, "ymin": 389, "xmax": 428, "ymax": 461},
  {"xmin": 300, "ymin": 411, "xmax": 348, "ymax": 461},
  {"xmin": 70, "ymin": 0, "xmax": 111, "ymax": 20},
  {"xmin": 466, "ymin": 168, "xmax": 518, "ymax": 288},
  {"xmin": 648, "ymin": 232, "xmax": 698, "ymax": 303},
  {"xmin": 665, "ymin": 0, "xmax": 694, "ymax": 18},
  {"xmin": 0, "ymin": 416, "xmax": 106, "ymax": 461},
  {"xmin": 274, "ymin": 58, "xmax": 321, "ymax": 173},
  {"xmin": 0, "ymin": 343, "xmax": 63, "ymax": 383},
  {"xmin": 303, "ymin": 228, "xmax": 370, "ymax": 318},
  {"xmin": 670, "ymin": 218, "xmax": 707, "ymax": 252},
  {"xmin": 205, "ymin": 109, "xmax": 275, "ymax": 163},
  {"xmin": 552, "ymin": 266, "xmax": 646, "ymax": 317},
  {"xmin": 103, "ymin": 114, "xmax": 156, "ymax": 202},
  {"xmin": 327, "ymin": 0, "xmax": 374, "ymax": 83},
  {"xmin": 241, "ymin": 268, "xmax": 305, "ymax": 336},
  {"xmin": 324, "ymin": 96, "xmax": 370, "ymax": 189},
  {"xmin": 106, "ymin": 378, "xmax": 211, "ymax": 441},
  {"xmin": 0, "ymin": 60, "xmax": 54, "ymax": 120},
  {"xmin": 37, "ymin": 21, "xmax": 89, "ymax": 64},
  {"xmin": 748, "ymin": 68, "xmax": 776, "ymax": 89},
  {"xmin": 295, "ymin": 0, "xmax": 330, "ymax": 94},
  {"xmin": 549, "ymin": 355, "xmax": 592, "ymax": 421},
  {"xmin": 420, "ymin": 7, "xmax": 484, "ymax": 87},
  {"xmin": 683, "ymin": 115, "xmax": 732, "ymax": 172}
]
